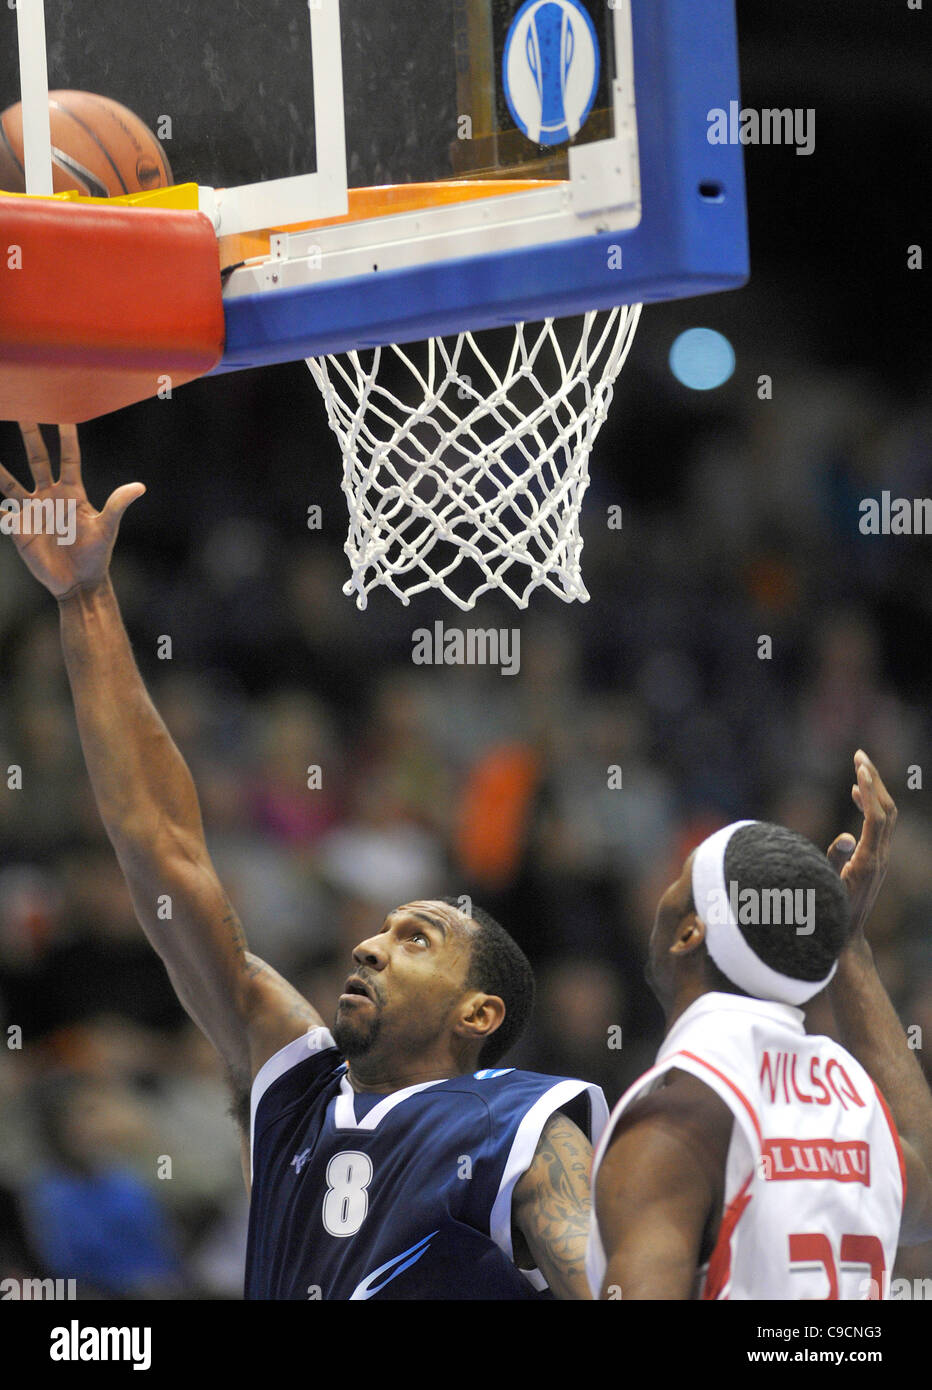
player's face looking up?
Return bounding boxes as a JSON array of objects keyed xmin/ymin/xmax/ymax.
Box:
[
  {"xmin": 647, "ymin": 851, "xmax": 704, "ymax": 1006},
  {"xmin": 333, "ymin": 900, "xmax": 504, "ymax": 1077}
]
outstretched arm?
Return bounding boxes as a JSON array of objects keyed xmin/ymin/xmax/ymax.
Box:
[
  {"xmin": 826, "ymin": 751, "xmax": 932, "ymax": 1243},
  {"xmin": 0, "ymin": 425, "xmax": 324, "ymax": 1096}
]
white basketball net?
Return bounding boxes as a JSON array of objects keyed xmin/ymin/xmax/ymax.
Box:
[{"xmin": 306, "ymin": 305, "xmax": 641, "ymax": 611}]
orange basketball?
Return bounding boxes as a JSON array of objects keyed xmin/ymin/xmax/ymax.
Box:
[{"xmin": 0, "ymin": 90, "xmax": 172, "ymax": 197}]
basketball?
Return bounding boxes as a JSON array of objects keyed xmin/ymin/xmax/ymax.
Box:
[{"xmin": 0, "ymin": 90, "xmax": 172, "ymax": 197}]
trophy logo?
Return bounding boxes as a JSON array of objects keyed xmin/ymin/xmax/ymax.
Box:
[{"xmin": 503, "ymin": 0, "xmax": 601, "ymax": 147}]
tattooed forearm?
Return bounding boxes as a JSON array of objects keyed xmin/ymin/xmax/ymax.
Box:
[
  {"xmin": 513, "ymin": 1111, "xmax": 594, "ymax": 1300},
  {"xmin": 223, "ymin": 906, "xmax": 249, "ymax": 965}
]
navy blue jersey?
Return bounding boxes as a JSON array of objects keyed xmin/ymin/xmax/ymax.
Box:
[{"xmin": 245, "ymin": 1028, "xmax": 608, "ymax": 1300}]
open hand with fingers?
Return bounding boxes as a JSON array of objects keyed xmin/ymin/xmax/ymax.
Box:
[
  {"xmin": 826, "ymin": 750, "xmax": 898, "ymax": 942},
  {"xmin": 0, "ymin": 423, "xmax": 145, "ymax": 600}
]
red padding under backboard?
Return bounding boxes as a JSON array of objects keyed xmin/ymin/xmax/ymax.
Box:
[{"xmin": 0, "ymin": 197, "xmax": 225, "ymax": 423}]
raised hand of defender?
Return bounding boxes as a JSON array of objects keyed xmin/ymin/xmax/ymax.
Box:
[
  {"xmin": 826, "ymin": 750, "xmax": 897, "ymax": 941},
  {"xmin": 0, "ymin": 423, "xmax": 145, "ymax": 599}
]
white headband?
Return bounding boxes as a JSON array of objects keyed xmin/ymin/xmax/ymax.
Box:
[{"xmin": 691, "ymin": 820, "xmax": 838, "ymax": 1006}]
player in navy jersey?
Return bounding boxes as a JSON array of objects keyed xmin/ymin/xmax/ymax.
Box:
[
  {"xmin": 1, "ymin": 424, "xmax": 608, "ymax": 1300},
  {"xmin": 245, "ymin": 896, "xmax": 607, "ymax": 1299}
]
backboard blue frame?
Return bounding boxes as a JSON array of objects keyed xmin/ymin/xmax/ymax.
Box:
[{"xmin": 215, "ymin": 0, "xmax": 748, "ymax": 373}]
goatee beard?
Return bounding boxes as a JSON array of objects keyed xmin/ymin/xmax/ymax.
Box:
[{"xmin": 333, "ymin": 1011, "xmax": 382, "ymax": 1059}]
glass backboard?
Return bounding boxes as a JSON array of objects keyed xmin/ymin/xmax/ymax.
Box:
[{"xmin": 2, "ymin": 1, "xmax": 749, "ymax": 367}]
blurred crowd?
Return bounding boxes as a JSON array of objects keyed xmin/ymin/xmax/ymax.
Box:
[{"xmin": 0, "ymin": 356, "xmax": 930, "ymax": 1297}]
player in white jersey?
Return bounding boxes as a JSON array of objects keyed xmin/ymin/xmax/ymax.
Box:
[{"xmin": 588, "ymin": 751, "xmax": 932, "ymax": 1299}]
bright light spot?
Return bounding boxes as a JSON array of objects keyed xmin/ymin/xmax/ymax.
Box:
[{"xmin": 669, "ymin": 328, "xmax": 736, "ymax": 391}]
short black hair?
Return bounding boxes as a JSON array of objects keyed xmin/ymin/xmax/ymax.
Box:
[
  {"xmin": 440, "ymin": 898, "xmax": 535, "ymax": 1067},
  {"xmin": 706, "ymin": 822, "xmax": 850, "ymax": 991}
]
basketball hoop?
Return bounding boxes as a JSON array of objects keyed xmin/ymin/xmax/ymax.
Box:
[{"xmin": 307, "ymin": 305, "xmax": 641, "ymax": 611}]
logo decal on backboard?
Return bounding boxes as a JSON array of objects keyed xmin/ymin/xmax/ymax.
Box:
[{"xmin": 503, "ymin": 0, "xmax": 601, "ymax": 147}]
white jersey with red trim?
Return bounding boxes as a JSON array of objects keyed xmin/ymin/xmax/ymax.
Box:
[{"xmin": 587, "ymin": 992, "xmax": 905, "ymax": 1300}]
